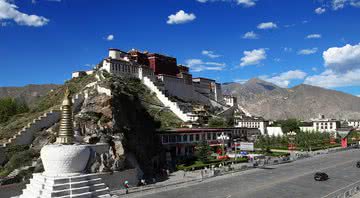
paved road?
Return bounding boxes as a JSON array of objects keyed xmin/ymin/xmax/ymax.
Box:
[{"xmin": 128, "ymin": 149, "xmax": 360, "ymax": 198}]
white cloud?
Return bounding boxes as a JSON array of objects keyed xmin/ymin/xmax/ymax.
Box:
[
  {"xmin": 304, "ymin": 69, "xmax": 360, "ymax": 88},
  {"xmin": 240, "ymin": 48, "xmax": 266, "ymax": 67},
  {"xmin": 202, "ymin": 50, "xmax": 221, "ymax": 58},
  {"xmin": 332, "ymin": 0, "xmax": 360, "ymax": 10},
  {"xmin": 242, "ymin": 31, "xmax": 258, "ymax": 39},
  {"xmin": 167, "ymin": 10, "xmax": 196, "ymax": 25},
  {"xmin": 323, "ymin": 43, "xmax": 360, "ymax": 72},
  {"xmin": 0, "ymin": 0, "xmax": 49, "ymax": 27},
  {"xmin": 234, "ymin": 79, "xmax": 248, "ymax": 84},
  {"xmin": 85, "ymin": 63, "xmax": 95, "ymax": 68},
  {"xmin": 237, "ymin": 0, "xmax": 257, "ymax": 7},
  {"xmin": 257, "ymin": 22, "xmax": 277, "ymax": 30},
  {"xmin": 284, "ymin": 24, "xmax": 295, "ymax": 28},
  {"xmin": 32, "ymin": 0, "xmax": 62, "ymax": 3},
  {"xmin": 260, "ymin": 70, "xmax": 307, "ymax": 88},
  {"xmin": 315, "ymin": 7, "xmax": 326, "ymax": 14},
  {"xmin": 298, "ymin": 48, "xmax": 318, "ymax": 55},
  {"xmin": 304, "ymin": 43, "xmax": 360, "ymax": 88},
  {"xmin": 306, "ymin": 34, "xmax": 322, "ymax": 39},
  {"xmin": 106, "ymin": 34, "xmax": 114, "ymax": 41},
  {"xmin": 283, "ymin": 47, "xmax": 293, "ymax": 52},
  {"xmin": 312, "ymin": 67, "xmax": 318, "ymax": 72},
  {"xmin": 196, "ymin": 0, "xmax": 257, "ymax": 7},
  {"xmin": 185, "ymin": 59, "xmax": 226, "ymax": 72}
]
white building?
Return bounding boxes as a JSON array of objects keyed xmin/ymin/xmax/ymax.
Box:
[
  {"xmin": 77, "ymin": 48, "xmax": 229, "ymax": 123},
  {"xmin": 192, "ymin": 77, "xmax": 223, "ymax": 103},
  {"xmin": 100, "ymin": 48, "xmax": 155, "ymax": 80},
  {"xmin": 224, "ymin": 95, "xmax": 237, "ymax": 107},
  {"xmin": 309, "ymin": 115, "xmax": 340, "ymax": 133},
  {"xmin": 266, "ymin": 127, "xmax": 284, "ymax": 136},
  {"xmin": 159, "ymin": 127, "xmax": 260, "ymax": 157},
  {"xmin": 348, "ymin": 120, "xmax": 360, "ymax": 129},
  {"xmin": 235, "ymin": 116, "xmax": 268, "ymax": 135}
]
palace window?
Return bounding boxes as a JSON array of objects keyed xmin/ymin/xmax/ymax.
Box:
[
  {"xmin": 190, "ymin": 134, "xmax": 194, "ymax": 142},
  {"xmin": 196, "ymin": 134, "xmax": 200, "ymax": 141},
  {"xmin": 162, "ymin": 135, "xmax": 168, "ymax": 143},
  {"xmin": 176, "ymin": 135, "xmax": 182, "ymax": 142},
  {"xmin": 169, "ymin": 135, "xmax": 176, "ymax": 143}
]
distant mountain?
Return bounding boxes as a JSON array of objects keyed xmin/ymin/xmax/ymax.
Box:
[
  {"xmin": 222, "ymin": 78, "xmax": 360, "ymax": 120},
  {"xmin": 0, "ymin": 84, "xmax": 60, "ymax": 107}
]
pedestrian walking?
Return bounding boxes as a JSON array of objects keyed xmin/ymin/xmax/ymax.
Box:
[{"xmin": 123, "ymin": 180, "xmax": 129, "ymax": 194}]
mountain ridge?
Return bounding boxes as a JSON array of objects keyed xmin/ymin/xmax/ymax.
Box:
[
  {"xmin": 0, "ymin": 84, "xmax": 60, "ymax": 107},
  {"xmin": 222, "ymin": 78, "xmax": 360, "ymax": 120}
]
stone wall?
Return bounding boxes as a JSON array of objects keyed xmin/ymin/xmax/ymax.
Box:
[
  {"xmin": 98, "ymin": 168, "xmax": 142, "ymax": 190},
  {"xmin": 159, "ymin": 75, "xmax": 211, "ymax": 105},
  {"xmin": 143, "ymin": 77, "xmax": 191, "ymax": 122}
]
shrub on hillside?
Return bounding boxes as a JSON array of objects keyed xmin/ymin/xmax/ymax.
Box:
[{"xmin": 0, "ymin": 98, "xmax": 29, "ymax": 124}]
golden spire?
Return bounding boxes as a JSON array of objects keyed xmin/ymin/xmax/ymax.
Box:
[{"xmin": 56, "ymin": 88, "xmax": 74, "ymax": 144}]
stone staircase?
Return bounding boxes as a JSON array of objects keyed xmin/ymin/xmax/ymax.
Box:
[
  {"xmin": 2, "ymin": 110, "xmax": 62, "ymax": 148},
  {"xmin": 1, "ymin": 92, "xmax": 86, "ymax": 149},
  {"xmin": 19, "ymin": 173, "xmax": 110, "ymax": 198},
  {"xmin": 143, "ymin": 77, "xmax": 193, "ymax": 122}
]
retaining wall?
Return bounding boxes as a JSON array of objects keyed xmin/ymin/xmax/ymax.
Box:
[
  {"xmin": 98, "ymin": 168, "xmax": 142, "ymax": 190},
  {"xmin": 143, "ymin": 77, "xmax": 190, "ymax": 122}
]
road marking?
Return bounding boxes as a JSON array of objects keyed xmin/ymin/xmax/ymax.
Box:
[{"xmin": 320, "ymin": 180, "xmax": 360, "ymax": 198}]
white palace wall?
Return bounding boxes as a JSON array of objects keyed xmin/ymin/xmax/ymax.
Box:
[{"xmin": 159, "ymin": 75, "xmax": 211, "ymax": 105}]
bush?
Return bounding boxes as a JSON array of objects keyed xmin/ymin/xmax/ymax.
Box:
[
  {"xmin": 0, "ymin": 98, "xmax": 29, "ymax": 124},
  {"xmin": 208, "ymin": 117, "xmax": 227, "ymax": 128},
  {"xmin": 0, "ymin": 149, "xmax": 38, "ymax": 177},
  {"xmin": 176, "ymin": 158, "xmax": 248, "ymax": 171},
  {"xmin": 195, "ymin": 140, "xmax": 211, "ymax": 163}
]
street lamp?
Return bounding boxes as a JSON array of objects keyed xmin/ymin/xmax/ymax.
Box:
[
  {"xmin": 287, "ymin": 131, "xmax": 296, "ymax": 160},
  {"xmin": 217, "ymin": 132, "xmax": 230, "ymax": 156},
  {"xmin": 287, "ymin": 131, "xmax": 296, "ymax": 150},
  {"xmin": 233, "ymin": 138, "xmax": 239, "ymax": 160}
]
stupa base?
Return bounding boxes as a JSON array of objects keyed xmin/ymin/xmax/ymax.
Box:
[{"xmin": 18, "ymin": 173, "xmax": 111, "ymax": 198}]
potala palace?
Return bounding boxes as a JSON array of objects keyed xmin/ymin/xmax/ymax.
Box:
[{"xmin": 73, "ymin": 48, "xmax": 231, "ymax": 123}]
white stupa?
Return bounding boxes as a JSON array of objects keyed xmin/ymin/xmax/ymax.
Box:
[{"xmin": 18, "ymin": 90, "xmax": 111, "ymax": 198}]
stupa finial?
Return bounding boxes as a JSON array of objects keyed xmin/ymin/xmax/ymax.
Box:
[{"xmin": 56, "ymin": 88, "xmax": 74, "ymax": 144}]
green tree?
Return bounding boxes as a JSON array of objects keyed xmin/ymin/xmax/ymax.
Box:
[
  {"xmin": 255, "ymin": 135, "xmax": 271, "ymax": 153},
  {"xmin": 196, "ymin": 140, "xmax": 211, "ymax": 163},
  {"xmin": 278, "ymin": 119, "xmax": 300, "ymax": 133},
  {"xmin": 208, "ymin": 117, "xmax": 227, "ymax": 128}
]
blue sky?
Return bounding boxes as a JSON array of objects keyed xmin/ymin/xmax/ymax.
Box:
[{"xmin": 0, "ymin": 0, "xmax": 360, "ymax": 96}]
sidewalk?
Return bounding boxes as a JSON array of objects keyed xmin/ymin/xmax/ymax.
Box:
[
  {"xmin": 110, "ymin": 170, "xmax": 205, "ymax": 196},
  {"xmin": 110, "ymin": 162, "xmax": 264, "ymax": 197}
]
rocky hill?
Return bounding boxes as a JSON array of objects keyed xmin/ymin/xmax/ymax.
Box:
[
  {"xmin": 0, "ymin": 72, "xmax": 181, "ymax": 182},
  {"xmin": 222, "ymin": 78, "xmax": 360, "ymax": 120},
  {"xmin": 0, "ymin": 84, "xmax": 60, "ymax": 107}
]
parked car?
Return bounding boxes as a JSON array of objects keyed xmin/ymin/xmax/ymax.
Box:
[
  {"xmin": 314, "ymin": 172, "xmax": 329, "ymax": 181},
  {"xmin": 356, "ymin": 161, "xmax": 360, "ymax": 168}
]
